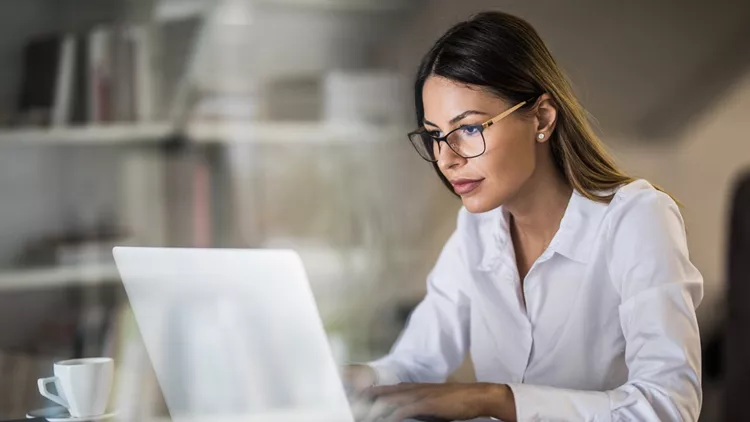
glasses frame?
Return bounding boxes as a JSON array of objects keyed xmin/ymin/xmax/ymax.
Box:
[{"xmin": 408, "ymin": 98, "xmax": 535, "ymax": 162}]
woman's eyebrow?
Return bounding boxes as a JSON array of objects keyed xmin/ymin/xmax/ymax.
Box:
[{"xmin": 423, "ymin": 110, "xmax": 489, "ymax": 129}]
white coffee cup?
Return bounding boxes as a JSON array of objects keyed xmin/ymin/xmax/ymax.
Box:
[{"xmin": 37, "ymin": 357, "xmax": 114, "ymax": 418}]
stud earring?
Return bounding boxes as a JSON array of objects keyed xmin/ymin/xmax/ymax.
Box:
[{"xmin": 537, "ymin": 133, "xmax": 545, "ymax": 140}]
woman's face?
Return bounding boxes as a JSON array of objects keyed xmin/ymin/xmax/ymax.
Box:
[{"xmin": 422, "ymin": 76, "xmax": 549, "ymax": 213}]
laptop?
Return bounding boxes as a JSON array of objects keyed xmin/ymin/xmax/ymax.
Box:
[{"xmin": 113, "ymin": 247, "xmax": 355, "ymax": 422}]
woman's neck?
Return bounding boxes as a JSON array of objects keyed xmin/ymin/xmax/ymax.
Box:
[{"xmin": 505, "ymin": 165, "xmax": 572, "ymax": 247}]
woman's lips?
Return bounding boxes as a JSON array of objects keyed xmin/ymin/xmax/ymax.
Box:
[{"xmin": 451, "ymin": 179, "xmax": 484, "ymax": 195}]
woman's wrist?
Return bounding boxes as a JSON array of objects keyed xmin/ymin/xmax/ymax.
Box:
[{"xmin": 476, "ymin": 383, "xmax": 517, "ymax": 421}]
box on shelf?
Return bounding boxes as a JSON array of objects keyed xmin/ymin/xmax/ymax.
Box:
[{"xmin": 323, "ymin": 70, "xmax": 410, "ymax": 127}]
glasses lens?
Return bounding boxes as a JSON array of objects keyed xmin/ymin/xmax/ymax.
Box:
[
  {"xmin": 408, "ymin": 132, "xmax": 438, "ymax": 161},
  {"xmin": 446, "ymin": 125, "xmax": 485, "ymax": 158},
  {"xmin": 408, "ymin": 125, "xmax": 486, "ymax": 161}
]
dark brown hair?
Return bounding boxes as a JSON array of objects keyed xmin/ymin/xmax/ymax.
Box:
[{"xmin": 415, "ymin": 11, "xmax": 636, "ymax": 202}]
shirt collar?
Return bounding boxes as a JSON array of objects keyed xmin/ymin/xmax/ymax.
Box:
[
  {"xmin": 551, "ymin": 190, "xmax": 607, "ymax": 264},
  {"xmin": 484, "ymin": 189, "xmax": 607, "ymax": 267}
]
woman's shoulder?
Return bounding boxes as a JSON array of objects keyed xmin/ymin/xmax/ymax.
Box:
[
  {"xmin": 566, "ymin": 179, "xmax": 686, "ymax": 268},
  {"xmin": 611, "ymin": 178, "xmax": 672, "ymax": 201},
  {"xmin": 603, "ymin": 179, "xmax": 682, "ymax": 226},
  {"xmin": 600, "ymin": 179, "xmax": 689, "ymax": 268},
  {"xmin": 601, "ymin": 180, "xmax": 701, "ymax": 303}
]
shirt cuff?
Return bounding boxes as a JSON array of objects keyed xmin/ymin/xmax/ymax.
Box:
[
  {"xmin": 366, "ymin": 359, "xmax": 405, "ymax": 386},
  {"xmin": 507, "ymin": 383, "xmax": 612, "ymax": 422}
]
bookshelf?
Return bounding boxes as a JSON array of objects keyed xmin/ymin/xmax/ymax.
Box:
[
  {"xmin": 0, "ymin": 1, "xmax": 421, "ymax": 420},
  {"xmin": 0, "ymin": 263, "xmax": 120, "ymax": 291}
]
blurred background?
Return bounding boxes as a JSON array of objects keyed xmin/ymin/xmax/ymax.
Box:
[{"xmin": 0, "ymin": 0, "xmax": 747, "ymax": 420}]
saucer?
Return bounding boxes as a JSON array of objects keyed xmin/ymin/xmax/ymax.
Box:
[{"xmin": 26, "ymin": 406, "xmax": 116, "ymax": 421}]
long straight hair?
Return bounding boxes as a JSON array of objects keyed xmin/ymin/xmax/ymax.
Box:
[{"xmin": 415, "ymin": 11, "xmax": 638, "ymax": 203}]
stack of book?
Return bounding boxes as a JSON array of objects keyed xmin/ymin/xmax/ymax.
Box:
[
  {"xmin": 17, "ymin": 24, "xmax": 157, "ymax": 128},
  {"xmin": 14, "ymin": 17, "xmax": 202, "ymax": 129}
]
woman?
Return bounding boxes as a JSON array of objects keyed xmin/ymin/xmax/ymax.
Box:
[{"xmin": 344, "ymin": 10, "xmax": 703, "ymax": 422}]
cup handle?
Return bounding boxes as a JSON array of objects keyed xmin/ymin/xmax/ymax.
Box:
[{"xmin": 37, "ymin": 376, "xmax": 68, "ymax": 408}]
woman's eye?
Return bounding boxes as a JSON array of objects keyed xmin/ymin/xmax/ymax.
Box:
[
  {"xmin": 428, "ymin": 131, "xmax": 442, "ymax": 138},
  {"xmin": 461, "ymin": 125, "xmax": 482, "ymax": 136}
]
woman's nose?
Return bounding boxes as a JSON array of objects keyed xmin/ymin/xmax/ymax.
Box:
[{"xmin": 436, "ymin": 141, "xmax": 465, "ymax": 171}]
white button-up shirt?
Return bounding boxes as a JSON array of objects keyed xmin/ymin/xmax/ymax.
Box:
[{"xmin": 369, "ymin": 180, "xmax": 703, "ymax": 422}]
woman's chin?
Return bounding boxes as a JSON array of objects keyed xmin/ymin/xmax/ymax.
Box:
[{"xmin": 460, "ymin": 194, "xmax": 501, "ymax": 214}]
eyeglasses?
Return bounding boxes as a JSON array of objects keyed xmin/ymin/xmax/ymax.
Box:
[{"xmin": 407, "ymin": 99, "xmax": 532, "ymax": 162}]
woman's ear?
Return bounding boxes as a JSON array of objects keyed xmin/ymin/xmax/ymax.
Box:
[{"xmin": 533, "ymin": 93, "xmax": 558, "ymax": 143}]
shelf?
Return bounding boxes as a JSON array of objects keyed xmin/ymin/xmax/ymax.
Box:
[
  {"xmin": 0, "ymin": 263, "xmax": 121, "ymax": 291},
  {"xmin": 186, "ymin": 121, "xmax": 407, "ymax": 145},
  {"xmin": 0, "ymin": 121, "xmax": 408, "ymax": 146},
  {"xmin": 0, "ymin": 123, "xmax": 173, "ymax": 146}
]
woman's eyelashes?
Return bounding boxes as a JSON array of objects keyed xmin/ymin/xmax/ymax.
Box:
[
  {"xmin": 428, "ymin": 130, "xmax": 442, "ymax": 138},
  {"xmin": 461, "ymin": 125, "xmax": 482, "ymax": 136}
]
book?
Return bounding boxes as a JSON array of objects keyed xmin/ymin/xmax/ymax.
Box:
[
  {"xmin": 112, "ymin": 26, "xmax": 137, "ymax": 122},
  {"xmin": 17, "ymin": 35, "xmax": 64, "ymax": 126},
  {"xmin": 51, "ymin": 34, "xmax": 77, "ymax": 127},
  {"xmin": 88, "ymin": 27, "xmax": 114, "ymax": 123},
  {"xmin": 129, "ymin": 26, "xmax": 155, "ymax": 122},
  {"xmin": 70, "ymin": 31, "xmax": 90, "ymax": 125}
]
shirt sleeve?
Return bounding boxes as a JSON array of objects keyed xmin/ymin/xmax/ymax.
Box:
[
  {"xmin": 368, "ymin": 228, "xmax": 471, "ymax": 385},
  {"xmin": 507, "ymin": 188, "xmax": 703, "ymax": 422}
]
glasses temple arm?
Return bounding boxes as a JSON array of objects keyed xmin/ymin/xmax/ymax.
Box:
[{"xmin": 483, "ymin": 100, "xmax": 528, "ymax": 129}]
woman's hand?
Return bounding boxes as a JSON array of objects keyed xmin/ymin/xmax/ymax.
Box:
[{"xmin": 358, "ymin": 382, "xmax": 517, "ymax": 422}]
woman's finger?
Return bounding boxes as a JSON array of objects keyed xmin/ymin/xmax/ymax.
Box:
[
  {"xmin": 383, "ymin": 402, "xmax": 433, "ymax": 422},
  {"xmin": 360, "ymin": 396, "xmax": 399, "ymax": 422},
  {"xmin": 361, "ymin": 390, "xmax": 431, "ymax": 422}
]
